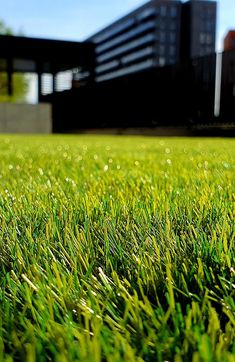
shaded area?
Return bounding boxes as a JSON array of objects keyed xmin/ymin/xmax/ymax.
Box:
[
  {"xmin": 0, "ymin": 35, "xmax": 95, "ymax": 101},
  {"xmin": 45, "ymin": 54, "xmax": 217, "ymax": 133}
]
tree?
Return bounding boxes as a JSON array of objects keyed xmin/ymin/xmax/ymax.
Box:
[{"xmin": 0, "ymin": 20, "xmax": 28, "ymax": 102}]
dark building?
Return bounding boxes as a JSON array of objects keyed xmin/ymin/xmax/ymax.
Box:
[
  {"xmin": 88, "ymin": 0, "xmax": 182, "ymax": 82},
  {"xmin": 220, "ymin": 49, "xmax": 235, "ymax": 123},
  {"xmin": 224, "ymin": 30, "xmax": 235, "ymax": 51},
  {"xmin": 87, "ymin": 0, "xmax": 217, "ymax": 82},
  {"xmin": 181, "ymin": 0, "xmax": 217, "ymax": 60}
]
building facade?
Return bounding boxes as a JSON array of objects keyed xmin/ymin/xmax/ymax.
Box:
[
  {"xmin": 181, "ymin": 0, "xmax": 217, "ymax": 60},
  {"xmin": 224, "ymin": 30, "xmax": 235, "ymax": 51},
  {"xmin": 87, "ymin": 0, "xmax": 217, "ymax": 82}
]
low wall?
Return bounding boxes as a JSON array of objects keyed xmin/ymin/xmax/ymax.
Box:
[{"xmin": 0, "ymin": 103, "xmax": 52, "ymax": 134}]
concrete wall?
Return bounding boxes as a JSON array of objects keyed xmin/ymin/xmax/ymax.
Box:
[{"xmin": 0, "ymin": 103, "xmax": 52, "ymax": 134}]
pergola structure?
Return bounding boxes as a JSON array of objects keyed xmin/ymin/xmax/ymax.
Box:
[{"xmin": 0, "ymin": 35, "xmax": 95, "ymax": 101}]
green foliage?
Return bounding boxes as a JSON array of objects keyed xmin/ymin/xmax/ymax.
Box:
[
  {"xmin": 0, "ymin": 135, "xmax": 235, "ymax": 361},
  {"xmin": 0, "ymin": 73, "xmax": 29, "ymax": 103},
  {"xmin": 0, "ymin": 20, "xmax": 28, "ymax": 103},
  {"xmin": 0, "ymin": 20, "xmax": 12, "ymax": 35}
]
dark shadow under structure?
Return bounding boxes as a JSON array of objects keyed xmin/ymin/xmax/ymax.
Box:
[
  {"xmin": 45, "ymin": 50, "xmax": 235, "ymax": 135},
  {"xmin": 0, "ymin": 35, "xmax": 95, "ymax": 101},
  {"xmin": 45, "ymin": 53, "xmax": 217, "ymax": 133}
]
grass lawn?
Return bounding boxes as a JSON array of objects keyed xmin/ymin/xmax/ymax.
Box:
[{"xmin": 0, "ymin": 135, "xmax": 235, "ymax": 362}]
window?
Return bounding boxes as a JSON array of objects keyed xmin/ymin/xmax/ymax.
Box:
[
  {"xmin": 160, "ymin": 19, "xmax": 166, "ymax": 30},
  {"xmin": 206, "ymin": 34, "xmax": 212, "ymax": 44},
  {"xmin": 96, "ymin": 60, "xmax": 119, "ymax": 74},
  {"xmin": 160, "ymin": 6, "xmax": 167, "ymax": 17},
  {"xmin": 200, "ymin": 49, "xmax": 205, "ymax": 57},
  {"xmin": 96, "ymin": 59, "xmax": 154, "ymax": 82},
  {"xmin": 169, "ymin": 32, "xmax": 176, "ymax": 44},
  {"xmin": 160, "ymin": 32, "xmax": 166, "ymax": 43},
  {"xmin": 121, "ymin": 47, "xmax": 154, "ymax": 64},
  {"xmin": 96, "ymin": 21, "xmax": 155, "ymax": 54},
  {"xmin": 55, "ymin": 71, "xmax": 72, "ymax": 92},
  {"xmin": 206, "ymin": 47, "xmax": 213, "ymax": 54},
  {"xmin": 206, "ymin": 20, "xmax": 215, "ymax": 32},
  {"xmin": 200, "ymin": 33, "xmax": 206, "ymax": 45},
  {"xmin": 41, "ymin": 73, "xmax": 53, "ymax": 95},
  {"xmin": 170, "ymin": 21, "xmax": 176, "ymax": 31},
  {"xmin": 160, "ymin": 45, "xmax": 165, "ymax": 55},
  {"xmin": 137, "ymin": 8, "xmax": 156, "ymax": 21},
  {"xmin": 159, "ymin": 57, "xmax": 166, "ymax": 66},
  {"xmin": 93, "ymin": 19, "xmax": 135, "ymax": 44},
  {"xmin": 169, "ymin": 45, "xmax": 176, "ymax": 56},
  {"xmin": 170, "ymin": 6, "xmax": 177, "ymax": 17},
  {"xmin": 206, "ymin": 7, "xmax": 215, "ymax": 18},
  {"xmin": 97, "ymin": 33, "xmax": 155, "ymax": 63}
]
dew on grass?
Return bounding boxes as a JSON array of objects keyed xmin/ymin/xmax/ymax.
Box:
[
  {"xmin": 1, "ymin": 136, "xmax": 235, "ymax": 361},
  {"xmin": 16, "ymin": 152, "xmax": 24, "ymax": 160}
]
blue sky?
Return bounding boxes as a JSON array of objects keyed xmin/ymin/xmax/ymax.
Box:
[{"xmin": 1, "ymin": 0, "xmax": 234, "ymax": 51}]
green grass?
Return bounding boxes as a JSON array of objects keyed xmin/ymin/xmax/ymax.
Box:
[{"xmin": 0, "ymin": 135, "xmax": 235, "ymax": 362}]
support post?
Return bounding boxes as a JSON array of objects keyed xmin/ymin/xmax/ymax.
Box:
[
  {"xmin": 38, "ymin": 73, "xmax": 42, "ymax": 103},
  {"xmin": 37, "ymin": 63, "xmax": 43, "ymax": 103},
  {"xmin": 52, "ymin": 73, "xmax": 57, "ymax": 93},
  {"xmin": 7, "ymin": 59, "xmax": 13, "ymax": 96}
]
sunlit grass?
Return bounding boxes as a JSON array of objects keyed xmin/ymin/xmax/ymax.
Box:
[{"xmin": 0, "ymin": 135, "xmax": 235, "ymax": 361}]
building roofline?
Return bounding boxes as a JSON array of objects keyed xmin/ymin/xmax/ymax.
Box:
[{"xmin": 86, "ymin": 0, "xmax": 182, "ymax": 41}]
